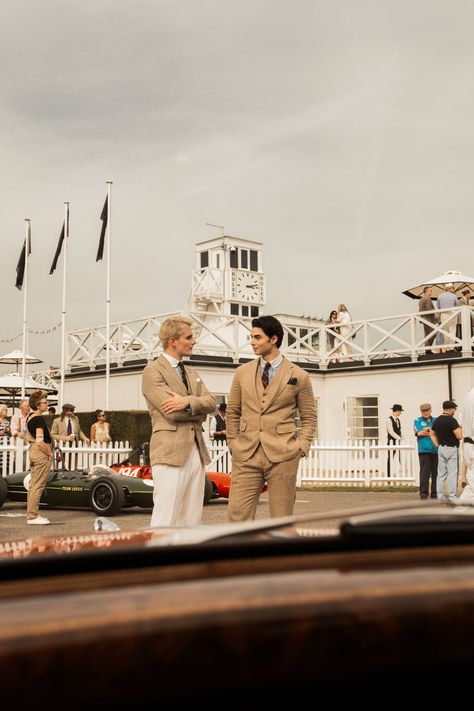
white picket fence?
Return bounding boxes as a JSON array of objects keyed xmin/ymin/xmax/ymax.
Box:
[
  {"xmin": 206, "ymin": 438, "xmax": 420, "ymax": 486},
  {"xmin": 1, "ymin": 436, "xmax": 420, "ymax": 487},
  {"xmin": 0, "ymin": 438, "xmax": 131, "ymax": 477}
]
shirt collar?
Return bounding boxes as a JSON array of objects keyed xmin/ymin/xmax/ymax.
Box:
[
  {"xmin": 260, "ymin": 353, "xmax": 283, "ymax": 369},
  {"xmin": 162, "ymin": 353, "xmax": 181, "ymax": 369}
]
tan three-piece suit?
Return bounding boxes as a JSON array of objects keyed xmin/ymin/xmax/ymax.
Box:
[
  {"xmin": 142, "ymin": 354, "xmax": 216, "ymax": 526},
  {"xmin": 226, "ymin": 356, "xmax": 317, "ymax": 520}
]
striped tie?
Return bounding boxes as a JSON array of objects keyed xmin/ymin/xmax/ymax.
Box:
[
  {"xmin": 177, "ymin": 362, "xmax": 189, "ymax": 392},
  {"xmin": 261, "ymin": 362, "xmax": 271, "ymax": 389}
]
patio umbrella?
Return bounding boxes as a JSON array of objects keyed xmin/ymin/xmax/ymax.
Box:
[
  {"xmin": 0, "ymin": 350, "xmax": 43, "ymax": 371},
  {"xmin": 403, "ymin": 270, "xmax": 474, "ymax": 299},
  {"xmin": 0, "ymin": 372, "xmax": 55, "ymax": 409}
]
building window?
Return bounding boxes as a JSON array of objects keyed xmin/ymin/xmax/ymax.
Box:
[
  {"xmin": 346, "ymin": 396, "xmax": 379, "ymax": 440},
  {"xmin": 215, "ymin": 253, "xmax": 220, "ymax": 268},
  {"xmin": 250, "ymin": 306, "xmax": 259, "ymax": 317},
  {"xmin": 242, "ymin": 305, "xmax": 249, "ymax": 317},
  {"xmin": 230, "ymin": 303, "xmax": 239, "ymax": 315},
  {"xmin": 240, "ymin": 249, "xmax": 248, "ymax": 269},
  {"xmin": 200, "ymin": 251, "xmax": 209, "ymax": 269},
  {"xmin": 250, "ymin": 250, "xmax": 259, "ymax": 272},
  {"xmin": 230, "ymin": 249, "xmax": 238, "ymax": 269}
]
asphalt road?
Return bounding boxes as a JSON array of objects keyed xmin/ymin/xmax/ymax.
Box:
[{"xmin": 0, "ymin": 488, "xmax": 420, "ymax": 542}]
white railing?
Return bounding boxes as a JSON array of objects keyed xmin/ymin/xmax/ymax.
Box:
[
  {"xmin": 207, "ymin": 440, "xmax": 232, "ymax": 473},
  {"xmin": 0, "ymin": 438, "xmax": 131, "ymax": 476},
  {"xmin": 206, "ymin": 438, "xmax": 420, "ymax": 486},
  {"xmin": 297, "ymin": 439, "xmax": 419, "ymax": 486},
  {"xmin": 0, "ymin": 436, "xmax": 432, "ymax": 487},
  {"xmin": 66, "ymin": 305, "xmax": 474, "ymax": 370}
]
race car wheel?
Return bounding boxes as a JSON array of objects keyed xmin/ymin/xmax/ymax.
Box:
[
  {"xmin": 89, "ymin": 477, "xmax": 125, "ymax": 516},
  {"xmin": 203, "ymin": 475, "xmax": 213, "ymax": 506},
  {"xmin": 0, "ymin": 476, "xmax": 7, "ymax": 507}
]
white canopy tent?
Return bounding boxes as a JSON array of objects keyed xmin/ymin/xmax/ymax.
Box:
[{"xmin": 403, "ymin": 270, "xmax": 474, "ymax": 299}]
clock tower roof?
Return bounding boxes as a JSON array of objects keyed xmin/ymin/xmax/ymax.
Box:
[{"xmin": 196, "ymin": 235, "xmax": 263, "ymax": 250}]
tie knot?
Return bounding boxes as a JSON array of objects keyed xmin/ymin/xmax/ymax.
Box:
[{"xmin": 264, "ymin": 362, "xmax": 271, "ymax": 371}]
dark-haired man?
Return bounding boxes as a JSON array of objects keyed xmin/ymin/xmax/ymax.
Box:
[
  {"xmin": 418, "ymin": 286, "xmax": 438, "ymax": 352},
  {"xmin": 227, "ymin": 315, "xmax": 317, "ymax": 521},
  {"xmin": 431, "ymin": 400, "xmax": 463, "ymax": 500}
]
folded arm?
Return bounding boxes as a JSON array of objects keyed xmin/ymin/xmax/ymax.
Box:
[{"xmin": 143, "ymin": 367, "xmax": 215, "ymax": 422}]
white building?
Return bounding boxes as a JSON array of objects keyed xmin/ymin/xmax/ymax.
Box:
[{"xmin": 64, "ymin": 236, "xmax": 474, "ymax": 440}]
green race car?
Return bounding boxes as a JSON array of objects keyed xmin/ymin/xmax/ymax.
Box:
[{"xmin": 0, "ymin": 459, "xmax": 216, "ymax": 517}]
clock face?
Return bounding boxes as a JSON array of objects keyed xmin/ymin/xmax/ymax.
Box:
[{"xmin": 231, "ymin": 271, "xmax": 265, "ymax": 303}]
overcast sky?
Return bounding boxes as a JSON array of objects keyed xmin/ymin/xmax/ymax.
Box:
[{"xmin": 1, "ymin": 0, "xmax": 474, "ymax": 367}]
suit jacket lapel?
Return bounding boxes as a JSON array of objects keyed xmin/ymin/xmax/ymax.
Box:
[
  {"xmin": 158, "ymin": 354, "xmax": 188, "ymax": 395},
  {"xmin": 186, "ymin": 365, "xmax": 197, "ymax": 395},
  {"xmin": 248, "ymin": 359, "xmax": 262, "ymax": 407},
  {"xmin": 262, "ymin": 358, "xmax": 293, "ymax": 411}
]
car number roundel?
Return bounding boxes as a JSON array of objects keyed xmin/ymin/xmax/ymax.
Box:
[{"xmin": 23, "ymin": 473, "xmax": 31, "ymax": 491}]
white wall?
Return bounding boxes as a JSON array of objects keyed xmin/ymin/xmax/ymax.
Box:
[{"xmin": 64, "ymin": 361, "xmax": 474, "ymax": 440}]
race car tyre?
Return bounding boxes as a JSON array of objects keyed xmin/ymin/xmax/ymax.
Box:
[
  {"xmin": 89, "ymin": 476, "xmax": 125, "ymax": 516},
  {"xmin": 0, "ymin": 476, "xmax": 7, "ymax": 507},
  {"xmin": 203, "ymin": 475, "xmax": 213, "ymax": 505}
]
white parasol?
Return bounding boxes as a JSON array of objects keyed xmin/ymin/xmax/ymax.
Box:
[
  {"xmin": 403, "ymin": 270, "xmax": 474, "ymax": 299},
  {"xmin": 0, "ymin": 350, "xmax": 43, "ymax": 371}
]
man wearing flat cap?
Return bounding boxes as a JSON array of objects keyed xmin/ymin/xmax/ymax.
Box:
[
  {"xmin": 51, "ymin": 404, "xmax": 89, "ymax": 444},
  {"xmin": 386, "ymin": 404, "xmax": 403, "ymax": 477}
]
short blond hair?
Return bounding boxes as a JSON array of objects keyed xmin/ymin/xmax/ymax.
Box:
[{"xmin": 159, "ymin": 316, "xmax": 193, "ymax": 349}]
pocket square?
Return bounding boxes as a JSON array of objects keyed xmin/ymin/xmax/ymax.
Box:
[{"xmin": 287, "ymin": 377, "xmax": 298, "ymax": 385}]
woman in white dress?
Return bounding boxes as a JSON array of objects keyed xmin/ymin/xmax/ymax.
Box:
[{"xmin": 337, "ymin": 304, "xmax": 353, "ymax": 359}]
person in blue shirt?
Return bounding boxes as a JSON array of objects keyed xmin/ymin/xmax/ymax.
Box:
[
  {"xmin": 436, "ymin": 284, "xmax": 459, "ymax": 352},
  {"xmin": 414, "ymin": 403, "xmax": 438, "ymax": 499}
]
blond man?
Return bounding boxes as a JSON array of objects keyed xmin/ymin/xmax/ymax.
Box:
[{"xmin": 142, "ymin": 316, "xmax": 216, "ymax": 527}]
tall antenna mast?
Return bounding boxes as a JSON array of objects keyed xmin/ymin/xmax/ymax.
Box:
[{"xmin": 205, "ymin": 222, "xmax": 225, "ymax": 238}]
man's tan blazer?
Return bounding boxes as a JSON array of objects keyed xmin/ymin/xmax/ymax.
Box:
[
  {"xmin": 226, "ymin": 357, "xmax": 316, "ymax": 463},
  {"xmin": 51, "ymin": 415, "xmax": 88, "ymax": 443},
  {"xmin": 142, "ymin": 354, "xmax": 216, "ymax": 467}
]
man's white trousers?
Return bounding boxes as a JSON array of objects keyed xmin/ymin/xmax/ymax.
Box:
[
  {"xmin": 151, "ymin": 443, "xmax": 205, "ymax": 527},
  {"xmin": 460, "ymin": 442, "xmax": 474, "ymax": 502}
]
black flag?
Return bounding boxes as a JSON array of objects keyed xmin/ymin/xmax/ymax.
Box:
[
  {"xmin": 49, "ymin": 222, "xmax": 65, "ymax": 275},
  {"xmin": 50, "ymin": 205, "xmax": 69, "ymax": 275},
  {"xmin": 96, "ymin": 196, "xmax": 108, "ymax": 261},
  {"xmin": 15, "ymin": 227, "xmax": 31, "ymax": 290}
]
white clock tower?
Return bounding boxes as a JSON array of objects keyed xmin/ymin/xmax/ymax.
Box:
[{"xmin": 189, "ymin": 235, "xmax": 265, "ymax": 317}]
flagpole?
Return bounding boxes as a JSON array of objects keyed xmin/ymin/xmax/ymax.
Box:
[
  {"xmin": 105, "ymin": 181, "xmax": 112, "ymax": 410},
  {"xmin": 21, "ymin": 219, "xmax": 30, "ymax": 399},
  {"xmin": 59, "ymin": 202, "xmax": 69, "ymax": 408}
]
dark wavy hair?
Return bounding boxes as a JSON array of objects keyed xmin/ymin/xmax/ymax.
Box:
[{"xmin": 251, "ymin": 315, "xmax": 284, "ymax": 348}]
